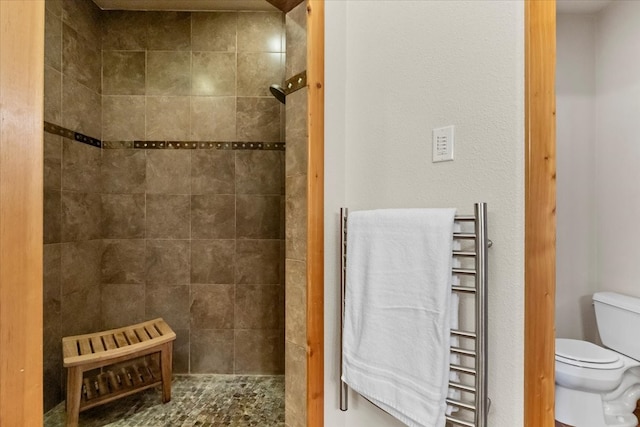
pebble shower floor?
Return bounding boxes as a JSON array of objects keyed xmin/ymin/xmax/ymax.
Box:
[{"xmin": 44, "ymin": 375, "xmax": 285, "ymax": 427}]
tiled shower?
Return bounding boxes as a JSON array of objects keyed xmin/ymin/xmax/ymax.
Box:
[{"xmin": 42, "ymin": 0, "xmax": 298, "ymax": 417}]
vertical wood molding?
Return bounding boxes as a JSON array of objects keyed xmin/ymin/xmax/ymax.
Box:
[
  {"xmin": 0, "ymin": 1, "xmax": 45, "ymax": 425},
  {"xmin": 525, "ymin": 0, "xmax": 556, "ymax": 426},
  {"xmin": 306, "ymin": 0, "xmax": 324, "ymax": 426}
]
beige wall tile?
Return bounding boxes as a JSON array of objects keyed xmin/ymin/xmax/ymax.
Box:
[
  {"xmin": 43, "ymin": 243, "xmax": 62, "ymax": 412},
  {"xmin": 103, "ymin": 51, "xmax": 146, "ymax": 95},
  {"xmin": 102, "ymin": 11, "xmax": 147, "ymax": 50},
  {"xmin": 147, "ymin": 51, "xmax": 191, "ymax": 96},
  {"xmin": 192, "ymin": 52, "xmax": 236, "ymax": 96},
  {"xmin": 101, "ymin": 239, "xmax": 145, "ymax": 284},
  {"xmin": 285, "ymin": 2, "xmax": 307, "ymax": 77},
  {"xmin": 285, "ymin": 342, "xmax": 307, "ymax": 427},
  {"xmin": 235, "ymin": 329, "xmax": 283, "ymax": 374},
  {"xmin": 101, "ymin": 149, "xmax": 146, "ymax": 194},
  {"xmin": 102, "ymin": 95, "xmax": 146, "ymax": 141},
  {"xmin": 236, "ymin": 195, "xmax": 281, "ymax": 239},
  {"xmin": 45, "ymin": 10, "xmax": 62, "ymax": 71},
  {"xmin": 236, "ymin": 240, "xmax": 281, "ymax": 285},
  {"xmin": 236, "ymin": 151, "xmax": 283, "ymax": 195},
  {"xmin": 237, "ymin": 12, "xmax": 284, "ymax": 53},
  {"xmin": 44, "ymin": 66, "xmax": 62, "ymax": 125},
  {"xmin": 61, "ymin": 0, "xmax": 102, "ymax": 45},
  {"xmin": 145, "ymin": 239, "xmax": 190, "ymax": 285},
  {"xmin": 100, "ymin": 283, "xmax": 145, "ymax": 329},
  {"xmin": 285, "ymin": 175, "xmax": 307, "ymax": 261},
  {"xmin": 146, "ymin": 96, "xmax": 190, "ymax": 140},
  {"xmin": 62, "ymin": 138, "xmax": 101, "ymax": 193},
  {"xmin": 191, "ymin": 194, "xmax": 236, "ymax": 239},
  {"xmin": 237, "ymin": 52, "xmax": 284, "ymax": 97},
  {"xmin": 61, "ymin": 240, "xmax": 102, "ymax": 295},
  {"xmin": 190, "ymin": 329, "xmax": 234, "ymax": 373},
  {"xmin": 285, "ymin": 259, "xmax": 306, "ymax": 348},
  {"xmin": 146, "ymin": 150, "xmax": 191, "ymax": 194},
  {"xmin": 192, "ymin": 12, "xmax": 237, "ymax": 52},
  {"xmin": 46, "ymin": 0, "xmax": 63, "ymax": 18},
  {"xmin": 237, "ymin": 97, "xmax": 282, "ymax": 142},
  {"xmin": 61, "ymin": 286, "xmax": 101, "ymax": 336},
  {"xmin": 190, "ymin": 97, "xmax": 236, "ymax": 141},
  {"xmin": 285, "ymin": 89, "xmax": 308, "ymax": 177},
  {"xmin": 191, "ymin": 239, "xmax": 235, "ymax": 284},
  {"xmin": 62, "ymin": 76, "xmax": 102, "ymax": 139},
  {"xmin": 190, "ymin": 284, "xmax": 235, "ymax": 329},
  {"xmin": 101, "ymin": 194, "xmax": 145, "ymax": 239},
  {"xmin": 44, "ymin": 190, "xmax": 62, "ymax": 244},
  {"xmin": 146, "ymin": 194, "xmax": 190, "ymax": 239},
  {"xmin": 235, "ymin": 284, "xmax": 282, "ymax": 329},
  {"xmin": 146, "ymin": 284, "xmax": 190, "ymax": 330},
  {"xmin": 44, "ymin": 133, "xmax": 62, "ymax": 191},
  {"xmin": 146, "ymin": 12, "xmax": 191, "ymax": 51},
  {"xmin": 191, "ymin": 149, "xmax": 235, "ymax": 195},
  {"xmin": 172, "ymin": 329, "xmax": 190, "ymax": 373},
  {"xmin": 61, "ymin": 191, "xmax": 102, "ymax": 241},
  {"xmin": 62, "ymin": 23, "xmax": 102, "ymax": 93}
]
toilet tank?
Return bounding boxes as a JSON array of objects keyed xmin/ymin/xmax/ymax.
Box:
[{"xmin": 593, "ymin": 292, "xmax": 640, "ymax": 360}]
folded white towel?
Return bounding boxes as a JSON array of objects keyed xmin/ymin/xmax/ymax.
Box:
[{"xmin": 342, "ymin": 208, "xmax": 457, "ymax": 427}]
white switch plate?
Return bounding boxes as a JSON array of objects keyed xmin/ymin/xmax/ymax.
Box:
[{"xmin": 432, "ymin": 125, "xmax": 454, "ymax": 162}]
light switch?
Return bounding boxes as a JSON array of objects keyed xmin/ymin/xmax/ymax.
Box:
[{"xmin": 432, "ymin": 125, "xmax": 454, "ymax": 162}]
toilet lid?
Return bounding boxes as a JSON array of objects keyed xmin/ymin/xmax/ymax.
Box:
[{"xmin": 556, "ymin": 338, "xmax": 623, "ymax": 369}]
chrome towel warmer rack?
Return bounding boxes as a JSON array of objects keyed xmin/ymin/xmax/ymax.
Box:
[{"xmin": 339, "ymin": 203, "xmax": 490, "ymax": 427}]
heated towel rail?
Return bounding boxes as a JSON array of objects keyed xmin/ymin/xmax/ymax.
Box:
[{"xmin": 339, "ymin": 203, "xmax": 490, "ymax": 427}]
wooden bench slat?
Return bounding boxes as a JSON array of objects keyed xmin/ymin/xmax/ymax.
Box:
[
  {"xmin": 154, "ymin": 320, "xmax": 172, "ymax": 337},
  {"xmin": 103, "ymin": 335, "xmax": 117, "ymax": 350},
  {"xmin": 107, "ymin": 371, "xmax": 121, "ymax": 391},
  {"xmin": 120, "ymin": 367, "xmax": 133, "ymax": 388},
  {"xmin": 145, "ymin": 325, "xmax": 160, "ymax": 339},
  {"xmin": 78, "ymin": 338, "xmax": 92, "ymax": 355},
  {"xmin": 97, "ymin": 374, "xmax": 109, "ymax": 396},
  {"xmin": 83, "ymin": 378, "xmax": 95, "ymax": 401},
  {"xmin": 63, "ymin": 340, "xmax": 79, "ymax": 358},
  {"xmin": 125, "ymin": 329, "xmax": 140, "ymax": 344},
  {"xmin": 113, "ymin": 332, "xmax": 128, "ymax": 348},
  {"xmin": 90, "ymin": 336, "xmax": 105, "ymax": 353},
  {"xmin": 134, "ymin": 327, "xmax": 150, "ymax": 342}
]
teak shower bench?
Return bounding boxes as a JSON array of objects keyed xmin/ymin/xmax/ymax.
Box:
[{"xmin": 62, "ymin": 318, "xmax": 176, "ymax": 427}]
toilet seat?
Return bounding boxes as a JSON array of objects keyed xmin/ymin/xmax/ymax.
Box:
[{"xmin": 556, "ymin": 338, "xmax": 624, "ymax": 370}]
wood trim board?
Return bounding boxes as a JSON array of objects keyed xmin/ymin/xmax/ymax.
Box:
[{"xmin": 524, "ymin": 0, "xmax": 557, "ymax": 425}]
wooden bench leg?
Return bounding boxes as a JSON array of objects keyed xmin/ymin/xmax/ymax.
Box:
[
  {"xmin": 160, "ymin": 342, "xmax": 173, "ymax": 403},
  {"xmin": 65, "ymin": 366, "xmax": 83, "ymax": 427}
]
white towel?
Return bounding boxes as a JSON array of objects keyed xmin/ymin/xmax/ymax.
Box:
[{"xmin": 342, "ymin": 208, "xmax": 456, "ymax": 427}]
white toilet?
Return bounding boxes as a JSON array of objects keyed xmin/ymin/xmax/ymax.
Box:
[{"xmin": 556, "ymin": 292, "xmax": 640, "ymax": 427}]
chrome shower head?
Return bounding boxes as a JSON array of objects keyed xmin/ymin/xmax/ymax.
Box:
[{"xmin": 269, "ymin": 84, "xmax": 286, "ymax": 104}]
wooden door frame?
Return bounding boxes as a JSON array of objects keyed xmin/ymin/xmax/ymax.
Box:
[
  {"xmin": 524, "ymin": 0, "xmax": 556, "ymax": 426},
  {"xmin": 0, "ymin": 0, "xmax": 556, "ymax": 425}
]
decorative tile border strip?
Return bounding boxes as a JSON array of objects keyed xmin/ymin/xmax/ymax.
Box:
[
  {"xmin": 44, "ymin": 121, "xmax": 101, "ymax": 148},
  {"xmin": 130, "ymin": 141, "xmax": 286, "ymax": 151}
]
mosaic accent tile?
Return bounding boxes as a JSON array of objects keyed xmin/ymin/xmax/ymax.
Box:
[{"xmin": 43, "ymin": 375, "xmax": 284, "ymax": 426}]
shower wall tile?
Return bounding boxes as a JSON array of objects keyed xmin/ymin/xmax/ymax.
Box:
[
  {"xmin": 102, "ymin": 96, "xmax": 146, "ymax": 141},
  {"xmin": 62, "ymin": 76, "xmax": 101, "ymax": 139},
  {"xmin": 190, "ymin": 284, "xmax": 235, "ymax": 330},
  {"xmin": 236, "ymin": 240, "xmax": 281, "ymax": 285},
  {"xmin": 102, "ymin": 11, "xmax": 147, "ymax": 51},
  {"xmin": 192, "ymin": 12, "xmax": 237, "ymax": 52},
  {"xmin": 285, "ymin": 175, "xmax": 307, "ymax": 261},
  {"xmin": 236, "ymin": 195, "xmax": 281, "ymax": 239},
  {"xmin": 146, "ymin": 150, "xmax": 191, "ymax": 194},
  {"xmin": 61, "ymin": 285, "xmax": 101, "ymax": 336},
  {"xmin": 285, "ymin": 89, "xmax": 308, "ymax": 177},
  {"xmin": 146, "ymin": 194, "xmax": 190, "ymax": 239},
  {"xmin": 285, "ymin": 342, "xmax": 307, "ymax": 427},
  {"xmin": 172, "ymin": 329, "xmax": 190, "ymax": 373},
  {"xmin": 61, "ymin": 191, "xmax": 102, "ymax": 241},
  {"xmin": 191, "ymin": 149, "xmax": 235, "ymax": 195},
  {"xmin": 102, "ymin": 51, "xmax": 145, "ymax": 95},
  {"xmin": 61, "ymin": 240, "xmax": 102, "ymax": 295},
  {"xmin": 100, "ymin": 283, "xmax": 145, "ymax": 329},
  {"xmin": 237, "ymin": 97, "xmax": 281, "ymax": 142},
  {"xmin": 62, "ymin": 23, "xmax": 102, "ymax": 93},
  {"xmin": 237, "ymin": 52, "xmax": 284, "ymax": 97},
  {"xmin": 285, "ymin": 1, "xmax": 307, "ymax": 77},
  {"xmin": 145, "ymin": 239, "xmax": 190, "ymax": 285},
  {"xmin": 191, "ymin": 195, "xmax": 236, "ymax": 239},
  {"xmin": 146, "ymin": 12, "xmax": 191, "ymax": 51},
  {"xmin": 44, "ymin": 66, "xmax": 62, "ymax": 125},
  {"xmin": 44, "ymin": 133, "xmax": 62, "ymax": 191},
  {"xmin": 190, "ymin": 96, "xmax": 237, "ymax": 141},
  {"xmin": 235, "ymin": 284, "xmax": 281, "ymax": 329},
  {"xmin": 61, "ymin": 0, "xmax": 102, "ymax": 45},
  {"xmin": 234, "ymin": 329, "xmax": 284, "ymax": 374},
  {"xmin": 146, "ymin": 96, "xmax": 190, "ymax": 141},
  {"xmin": 61, "ymin": 138, "xmax": 101, "ymax": 192},
  {"xmin": 190, "ymin": 329, "xmax": 234, "ymax": 374},
  {"xmin": 146, "ymin": 284, "xmax": 190, "ymax": 330},
  {"xmin": 101, "ymin": 149, "xmax": 146, "ymax": 194},
  {"xmin": 45, "ymin": 10, "xmax": 62, "ymax": 71},
  {"xmin": 101, "ymin": 239, "xmax": 145, "ymax": 284},
  {"xmin": 237, "ymin": 12, "xmax": 284, "ymax": 53},
  {"xmin": 147, "ymin": 51, "xmax": 191, "ymax": 96},
  {"xmin": 44, "ymin": 243, "xmax": 62, "ymax": 396},
  {"xmin": 46, "ymin": 0, "xmax": 63, "ymax": 18},
  {"xmin": 44, "ymin": 190, "xmax": 62, "ymax": 244},
  {"xmin": 191, "ymin": 239, "xmax": 235, "ymax": 284},
  {"xmin": 191, "ymin": 52, "xmax": 236, "ymax": 96},
  {"xmin": 236, "ymin": 150, "xmax": 283, "ymax": 195},
  {"xmin": 285, "ymin": 259, "xmax": 306, "ymax": 348},
  {"xmin": 101, "ymin": 194, "xmax": 145, "ymax": 239}
]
